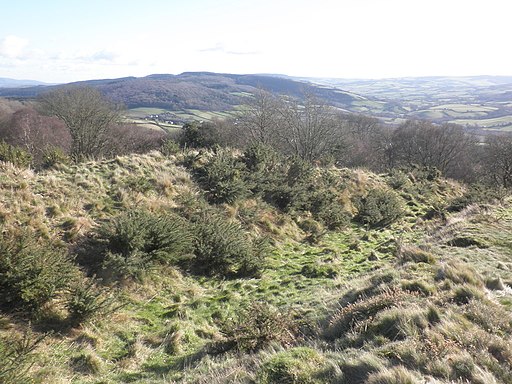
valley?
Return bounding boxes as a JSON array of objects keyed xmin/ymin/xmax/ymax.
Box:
[{"xmin": 2, "ymin": 73, "xmax": 512, "ymax": 131}]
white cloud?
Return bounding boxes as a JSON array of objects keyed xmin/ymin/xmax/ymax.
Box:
[{"xmin": 0, "ymin": 35, "xmax": 29, "ymax": 59}]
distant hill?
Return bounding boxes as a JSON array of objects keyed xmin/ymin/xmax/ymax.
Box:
[
  {"xmin": 3, "ymin": 73, "xmax": 512, "ymax": 130},
  {"xmin": 0, "ymin": 72, "xmax": 362, "ymax": 111},
  {"xmin": 291, "ymin": 75, "xmax": 512, "ymax": 130},
  {"xmin": 0, "ymin": 77, "xmax": 52, "ymax": 88}
]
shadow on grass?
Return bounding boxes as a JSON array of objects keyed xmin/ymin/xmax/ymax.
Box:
[{"xmin": 144, "ymin": 350, "xmax": 208, "ymax": 376}]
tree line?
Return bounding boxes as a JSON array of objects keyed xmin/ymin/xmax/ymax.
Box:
[
  {"xmin": 0, "ymin": 86, "xmax": 511, "ymax": 189},
  {"xmin": 0, "ymin": 87, "xmax": 166, "ymax": 166},
  {"xmin": 182, "ymin": 89, "xmax": 512, "ymax": 188}
]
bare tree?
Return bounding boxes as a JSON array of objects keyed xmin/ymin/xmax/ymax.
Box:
[
  {"xmin": 276, "ymin": 93, "xmax": 340, "ymax": 162},
  {"xmin": 237, "ymin": 88, "xmax": 280, "ymax": 146},
  {"xmin": 39, "ymin": 86, "xmax": 120, "ymax": 160},
  {"xmin": 483, "ymin": 134, "xmax": 512, "ymax": 188},
  {"xmin": 389, "ymin": 120, "xmax": 475, "ymax": 177},
  {"xmin": 2, "ymin": 107, "xmax": 70, "ymax": 163},
  {"xmin": 335, "ymin": 113, "xmax": 386, "ymax": 169}
]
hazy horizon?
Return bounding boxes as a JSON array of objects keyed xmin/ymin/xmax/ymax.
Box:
[{"xmin": 1, "ymin": 0, "xmax": 511, "ymax": 83}]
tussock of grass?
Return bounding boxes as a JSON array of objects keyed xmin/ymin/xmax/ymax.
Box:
[
  {"xmin": 396, "ymin": 243, "xmax": 436, "ymax": 264},
  {"xmin": 366, "ymin": 365, "xmax": 421, "ymax": 384},
  {"xmin": 257, "ymin": 347, "xmax": 328, "ymax": 384},
  {"xmin": 324, "ymin": 287, "xmax": 417, "ymax": 340},
  {"xmin": 336, "ymin": 352, "xmax": 387, "ymax": 384},
  {"xmin": 435, "ymin": 260, "xmax": 483, "ymax": 287}
]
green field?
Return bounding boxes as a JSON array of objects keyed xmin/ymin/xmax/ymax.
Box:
[
  {"xmin": 430, "ymin": 103, "xmax": 498, "ymax": 112},
  {"xmin": 310, "ymin": 76, "xmax": 512, "ymax": 131},
  {"xmin": 452, "ymin": 115, "xmax": 512, "ymax": 128},
  {"xmin": 125, "ymin": 107, "xmax": 170, "ymax": 117},
  {"xmin": 126, "ymin": 108, "xmax": 236, "ymax": 125}
]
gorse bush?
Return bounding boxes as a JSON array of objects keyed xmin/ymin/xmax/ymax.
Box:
[
  {"xmin": 0, "ymin": 331, "xmax": 46, "ymax": 384},
  {"xmin": 355, "ymin": 188, "xmax": 404, "ymax": 228},
  {"xmin": 309, "ymin": 188, "xmax": 351, "ymax": 229},
  {"xmin": 193, "ymin": 150, "xmax": 249, "ymax": 204},
  {"xmin": 242, "ymin": 144, "xmax": 285, "ymax": 196},
  {"xmin": 263, "ymin": 157, "xmax": 314, "ymax": 212},
  {"xmin": 92, "ymin": 210, "xmax": 193, "ymax": 281},
  {"xmin": 159, "ymin": 138, "xmax": 180, "ymax": 157},
  {"xmin": 179, "ymin": 121, "xmax": 222, "ymax": 148},
  {"xmin": 0, "ymin": 140, "xmax": 32, "ymax": 168},
  {"xmin": 0, "ymin": 229, "xmax": 77, "ymax": 314},
  {"xmin": 66, "ymin": 278, "xmax": 114, "ymax": 325},
  {"xmin": 188, "ymin": 148, "xmax": 351, "ymax": 232},
  {"xmin": 386, "ymin": 169, "xmax": 410, "ymax": 190},
  {"xmin": 191, "ymin": 212, "xmax": 268, "ymax": 277},
  {"xmin": 40, "ymin": 146, "xmax": 69, "ymax": 169},
  {"xmin": 448, "ymin": 183, "xmax": 506, "ymax": 212},
  {"xmin": 242, "ymin": 143, "xmax": 282, "ymax": 173}
]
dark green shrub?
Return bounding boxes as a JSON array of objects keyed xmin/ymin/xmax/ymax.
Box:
[
  {"xmin": 262, "ymin": 157, "xmax": 314, "ymax": 212},
  {"xmin": 192, "ymin": 213, "xmax": 268, "ymax": 277},
  {"xmin": 217, "ymin": 302, "xmax": 297, "ymax": 353},
  {"xmin": 194, "ymin": 151, "xmax": 249, "ymax": 204},
  {"xmin": 309, "ymin": 189, "xmax": 351, "ymax": 229},
  {"xmin": 243, "ymin": 143, "xmax": 282, "ymax": 173},
  {"xmin": 66, "ymin": 278, "xmax": 114, "ymax": 325},
  {"xmin": 179, "ymin": 121, "xmax": 222, "ymax": 148},
  {"xmin": 242, "ymin": 144, "xmax": 286, "ymax": 196},
  {"xmin": 355, "ymin": 188, "xmax": 404, "ymax": 228},
  {"xmin": 386, "ymin": 169, "xmax": 410, "ymax": 189},
  {"xmin": 92, "ymin": 210, "xmax": 193, "ymax": 281},
  {"xmin": 448, "ymin": 184, "xmax": 506, "ymax": 212},
  {"xmin": 0, "ymin": 331, "xmax": 45, "ymax": 384},
  {"xmin": 0, "ymin": 140, "xmax": 32, "ymax": 168},
  {"xmin": 40, "ymin": 146, "xmax": 69, "ymax": 169},
  {"xmin": 0, "ymin": 230, "xmax": 77, "ymax": 314},
  {"xmin": 159, "ymin": 138, "xmax": 180, "ymax": 156},
  {"xmin": 409, "ymin": 165, "xmax": 441, "ymax": 182}
]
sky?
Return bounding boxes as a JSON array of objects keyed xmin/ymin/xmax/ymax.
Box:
[{"xmin": 0, "ymin": 0, "xmax": 511, "ymax": 83}]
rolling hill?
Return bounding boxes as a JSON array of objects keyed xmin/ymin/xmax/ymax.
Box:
[
  {"xmin": 2, "ymin": 73, "xmax": 512, "ymax": 130},
  {"xmin": 0, "ymin": 72, "xmax": 363, "ymax": 111},
  {"xmin": 0, "ymin": 77, "xmax": 52, "ymax": 88},
  {"xmin": 297, "ymin": 75, "xmax": 512, "ymax": 130}
]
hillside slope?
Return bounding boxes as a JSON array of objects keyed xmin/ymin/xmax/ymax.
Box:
[{"xmin": 0, "ymin": 150, "xmax": 511, "ymax": 383}]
